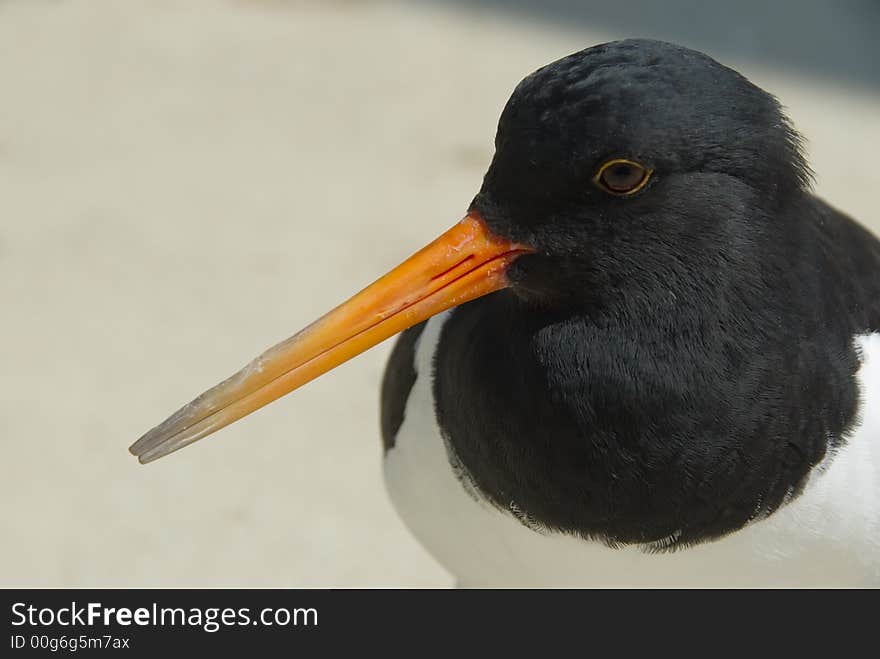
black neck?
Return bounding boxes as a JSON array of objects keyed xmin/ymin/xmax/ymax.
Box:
[{"xmin": 432, "ymin": 194, "xmax": 877, "ymax": 548}]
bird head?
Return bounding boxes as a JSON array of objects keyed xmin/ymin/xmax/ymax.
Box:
[{"xmin": 473, "ymin": 39, "xmax": 811, "ymax": 309}]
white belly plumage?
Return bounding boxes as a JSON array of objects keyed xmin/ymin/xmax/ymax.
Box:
[{"xmin": 383, "ymin": 312, "xmax": 880, "ymax": 586}]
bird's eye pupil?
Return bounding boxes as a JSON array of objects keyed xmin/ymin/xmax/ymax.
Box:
[
  {"xmin": 596, "ymin": 159, "xmax": 650, "ymax": 194},
  {"xmin": 607, "ymin": 164, "xmax": 634, "ymax": 184}
]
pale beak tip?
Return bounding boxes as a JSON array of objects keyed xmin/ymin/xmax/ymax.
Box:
[
  {"xmin": 128, "ymin": 434, "xmax": 151, "ymax": 460},
  {"xmin": 131, "ymin": 442, "xmax": 172, "ymax": 465},
  {"xmin": 128, "ymin": 439, "xmax": 150, "ymax": 464}
]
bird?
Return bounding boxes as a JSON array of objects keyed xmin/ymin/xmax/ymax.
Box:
[{"xmin": 130, "ymin": 39, "xmax": 880, "ymax": 586}]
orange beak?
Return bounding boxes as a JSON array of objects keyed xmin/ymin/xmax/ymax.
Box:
[{"xmin": 129, "ymin": 212, "xmax": 532, "ymax": 464}]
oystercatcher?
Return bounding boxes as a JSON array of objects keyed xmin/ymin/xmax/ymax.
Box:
[{"xmin": 131, "ymin": 40, "xmax": 880, "ymax": 586}]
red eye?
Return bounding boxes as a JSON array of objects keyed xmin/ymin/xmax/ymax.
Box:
[{"xmin": 595, "ymin": 159, "xmax": 652, "ymax": 195}]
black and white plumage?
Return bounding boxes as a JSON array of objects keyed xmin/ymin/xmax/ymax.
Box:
[
  {"xmin": 384, "ymin": 320, "xmax": 879, "ymax": 586},
  {"xmin": 132, "ymin": 39, "xmax": 879, "ymax": 586},
  {"xmin": 382, "ymin": 41, "xmax": 880, "ymax": 585}
]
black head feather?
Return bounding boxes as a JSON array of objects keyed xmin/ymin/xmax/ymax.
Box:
[{"xmin": 384, "ymin": 39, "xmax": 880, "ymax": 548}]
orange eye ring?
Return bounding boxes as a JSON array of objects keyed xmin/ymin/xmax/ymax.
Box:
[{"xmin": 594, "ymin": 158, "xmax": 653, "ymax": 195}]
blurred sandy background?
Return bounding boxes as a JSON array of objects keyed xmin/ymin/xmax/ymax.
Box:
[{"xmin": 1, "ymin": 0, "xmax": 878, "ymax": 586}]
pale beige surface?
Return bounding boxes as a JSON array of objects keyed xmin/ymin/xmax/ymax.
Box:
[{"xmin": 1, "ymin": 0, "xmax": 878, "ymax": 586}]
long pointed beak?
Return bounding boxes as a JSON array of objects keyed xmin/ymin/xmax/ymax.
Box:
[{"xmin": 129, "ymin": 212, "xmax": 532, "ymax": 464}]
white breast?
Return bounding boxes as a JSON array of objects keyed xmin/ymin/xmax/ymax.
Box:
[{"xmin": 383, "ymin": 315, "xmax": 880, "ymax": 586}]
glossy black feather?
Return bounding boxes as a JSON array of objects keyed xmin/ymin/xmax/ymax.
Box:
[
  {"xmin": 382, "ymin": 40, "xmax": 880, "ymax": 548},
  {"xmin": 381, "ymin": 321, "xmax": 427, "ymax": 451}
]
